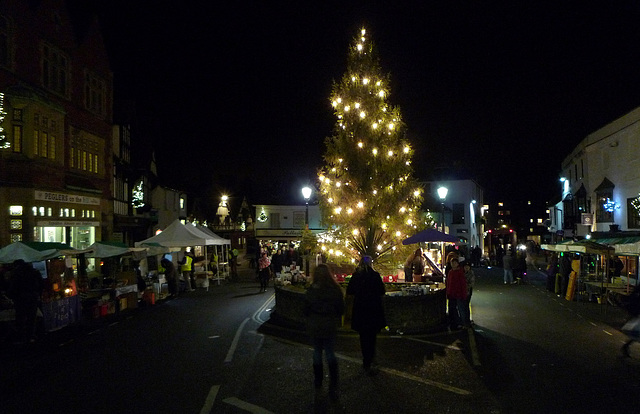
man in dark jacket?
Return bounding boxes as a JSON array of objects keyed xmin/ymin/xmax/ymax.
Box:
[
  {"xmin": 346, "ymin": 256, "xmax": 386, "ymax": 375},
  {"xmin": 8, "ymin": 260, "xmax": 43, "ymax": 344}
]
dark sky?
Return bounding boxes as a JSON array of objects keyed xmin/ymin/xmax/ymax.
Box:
[{"xmin": 96, "ymin": 1, "xmax": 640, "ymax": 207}]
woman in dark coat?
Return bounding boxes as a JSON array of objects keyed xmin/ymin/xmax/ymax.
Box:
[
  {"xmin": 304, "ymin": 264, "xmax": 344, "ymax": 402},
  {"xmin": 346, "ymin": 256, "xmax": 386, "ymax": 375}
]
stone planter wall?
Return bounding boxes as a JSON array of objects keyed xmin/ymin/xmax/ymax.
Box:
[{"xmin": 271, "ymin": 285, "xmax": 448, "ymax": 334}]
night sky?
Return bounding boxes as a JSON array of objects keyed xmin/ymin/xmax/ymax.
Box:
[{"xmin": 96, "ymin": 1, "xmax": 640, "ymax": 208}]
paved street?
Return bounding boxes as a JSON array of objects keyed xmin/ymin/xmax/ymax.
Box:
[{"xmin": 2, "ymin": 262, "xmax": 639, "ymax": 413}]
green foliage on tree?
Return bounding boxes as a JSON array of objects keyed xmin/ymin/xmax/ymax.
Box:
[{"xmin": 317, "ymin": 27, "xmax": 426, "ymax": 266}]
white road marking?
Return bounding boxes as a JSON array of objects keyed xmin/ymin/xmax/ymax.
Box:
[
  {"xmin": 225, "ymin": 317, "xmax": 250, "ymax": 363},
  {"xmin": 223, "ymin": 397, "xmax": 275, "ymax": 413},
  {"xmin": 253, "ymin": 294, "xmax": 275, "ymax": 324},
  {"xmin": 406, "ymin": 336, "xmax": 462, "ymax": 351},
  {"xmin": 272, "ymin": 337, "xmax": 472, "ymax": 395},
  {"xmin": 199, "ymin": 384, "xmax": 220, "ymax": 414},
  {"xmin": 208, "ymin": 335, "xmax": 220, "ymax": 339}
]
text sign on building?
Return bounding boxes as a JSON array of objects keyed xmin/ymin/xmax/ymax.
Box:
[
  {"xmin": 37, "ymin": 220, "xmax": 100, "ymax": 227},
  {"xmin": 256, "ymin": 229, "xmax": 303, "ymax": 238},
  {"xmin": 34, "ymin": 191, "xmax": 100, "ymax": 205}
]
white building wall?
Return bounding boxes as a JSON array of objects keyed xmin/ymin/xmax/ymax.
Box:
[
  {"xmin": 559, "ymin": 107, "xmax": 640, "ymax": 233},
  {"xmin": 428, "ymin": 179, "xmax": 484, "ymax": 250}
]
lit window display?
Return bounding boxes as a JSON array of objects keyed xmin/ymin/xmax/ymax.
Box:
[{"xmin": 9, "ymin": 205, "xmax": 23, "ymax": 215}]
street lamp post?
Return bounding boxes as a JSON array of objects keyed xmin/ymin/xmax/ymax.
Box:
[
  {"xmin": 437, "ymin": 186, "xmax": 448, "ymax": 270},
  {"xmin": 302, "ymin": 186, "xmax": 312, "ymax": 276}
]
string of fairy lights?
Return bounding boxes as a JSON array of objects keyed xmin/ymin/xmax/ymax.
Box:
[
  {"xmin": 0, "ymin": 93, "xmax": 9, "ymax": 149},
  {"xmin": 317, "ymin": 28, "xmax": 426, "ymax": 263}
]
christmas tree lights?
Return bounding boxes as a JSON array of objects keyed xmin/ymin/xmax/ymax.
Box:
[
  {"xmin": 318, "ymin": 27, "xmax": 425, "ymax": 264},
  {"xmin": 0, "ymin": 93, "xmax": 9, "ymax": 149}
]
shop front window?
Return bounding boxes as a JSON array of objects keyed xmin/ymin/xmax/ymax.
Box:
[
  {"xmin": 37, "ymin": 226, "xmax": 65, "ymax": 243},
  {"xmin": 71, "ymin": 226, "xmax": 94, "ymax": 250}
]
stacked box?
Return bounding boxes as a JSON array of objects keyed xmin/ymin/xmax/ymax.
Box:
[{"xmin": 127, "ymin": 291, "xmax": 138, "ymax": 309}]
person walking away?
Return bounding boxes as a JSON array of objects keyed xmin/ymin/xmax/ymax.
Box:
[
  {"xmin": 446, "ymin": 258, "xmax": 467, "ymax": 330},
  {"xmin": 304, "ymin": 264, "xmax": 345, "ymax": 404},
  {"xmin": 346, "ymin": 256, "xmax": 386, "ymax": 376},
  {"xmin": 229, "ymin": 248, "xmax": 239, "ymax": 282},
  {"xmin": 621, "ymin": 284, "xmax": 640, "ymax": 357},
  {"xmin": 514, "ymin": 250, "xmax": 527, "ymax": 284},
  {"xmin": 462, "ymin": 260, "xmax": 475, "ymax": 327},
  {"xmin": 8, "ymin": 260, "xmax": 43, "ymax": 344},
  {"xmin": 161, "ymin": 258, "xmax": 178, "ymax": 297},
  {"xmin": 258, "ymin": 250, "xmax": 271, "ymax": 292},
  {"xmin": 503, "ymin": 251, "xmax": 514, "ymax": 284}
]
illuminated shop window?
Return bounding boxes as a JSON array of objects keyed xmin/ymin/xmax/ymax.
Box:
[
  {"xmin": 10, "ymin": 219, "xmax": 22, "ymax": 230},
  {"xmin": 39, "ymin": 207, "xmax": 45, "ymax": 216},
  {"xmin": 47, "ymin": 207, "xmax": 52, "ymax": 216},
  {"xmin": 71, "ymin": 209, "xmax": 75, "ymax": 217},
  {"xmin": 9, "ymin": 205, "xmax": 23, "ymax": 216},
  {"xmin": 12, "ymin": 125, "xmax": 22, "ymax": 153},
  {"xmin": 32, "ymin": 206, "xmax": 37, "ymax": 216},
  {"xmin": 91, "ymin": 210, "xmax": 95, "ymax": 218},
  {"xmin": 49, "ymin": 136, "xmax": 56, "ymax": 159},
  {"xmin": 64, "ymin": 208, "xmax": 69, "ymax": 217},
  {"xmin": 10, "ymin": 234, "xmax": 22, "ymax": 243},
  {"xmin": 34, "ymin": 131, "xmax": 39, "ymax": 156},
  {"xmin": 41, "ymin": 132, "xmax": 48, "ymax": 158}
]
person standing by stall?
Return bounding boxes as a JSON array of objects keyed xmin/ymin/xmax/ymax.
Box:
[
  {"xmin": 304, "ymin": 264, "xmax": 345, "ymax": 403},
  {"xmin": 503, "ymin": 250, "xmax": 514, "ymax": 285},
  {"xmin": 346, "ymin": 256, "xmax": 386, "ymax": 376},
  {"xmin": 411, "ymin": 248, "xmax": 426, "ymax": 283},
  {"xmin": 258, "ymin": 250, "xmax": 271, "ymax": 292},
  {"xmin": 179, "ymin": 251, "xmax": 194, "ymax": 292},
  {"xmin": 8, "ymin": 260, "xmax": 43, "ymax": 344},
  {"xmin": 462, "ymin": 260, "xmax": 475, "ymax": 327},
  {"xmin": 446, "ymin": 257, "xmax": 467, "ymax": 330},
  {"xmin": 271, "ymin": 248, "xmax": 284, "ymax": 276},
  {"xmin": 161, "ymin": 258, "xmax": 178, "ymax": 297}
]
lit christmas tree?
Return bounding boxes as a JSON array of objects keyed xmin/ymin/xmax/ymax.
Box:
[{"xmin": 317, "ymin": 27, "xmax": 425, "ymax": 265}]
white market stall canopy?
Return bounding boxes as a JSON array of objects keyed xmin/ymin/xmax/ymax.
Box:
[
  {"xmin": 0, "ymin": 242, "xmax": 89, "ymax": 264},
  {"xmin": 541, "ymin": 240, "xmax": 614, "ymax": 255},
  {"xmin": 135, "ymin": 219, "xmax": 230, "ymax": 248},
  {"xmin": 85, "ymin": 241, "xmax": 132, "ymax": 258},
  {"xmin": 196, "ymin": 224, "xmax": 230, "ymax": 245}
]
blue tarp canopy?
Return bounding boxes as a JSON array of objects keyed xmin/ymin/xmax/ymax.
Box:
[{"xmin": 402, "ymin": 228, "xmax": 459, "ymax": 245}]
